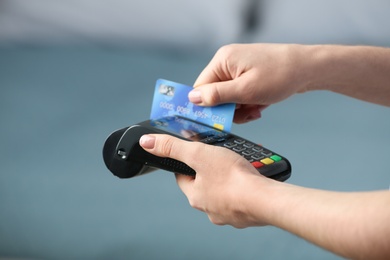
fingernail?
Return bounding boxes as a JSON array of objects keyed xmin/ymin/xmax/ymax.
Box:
[
  {"xmin": 139, "ymin": 135, "xmax": 156, "ymax": 149},
  {"xmin": 188, "ymin": 90, "xmax": 202, "ymax": 104}
]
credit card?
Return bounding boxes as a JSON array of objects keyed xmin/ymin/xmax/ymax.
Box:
[{"xmin": 150, "ymin": 79, "xmax": 235, "ymax": 131}]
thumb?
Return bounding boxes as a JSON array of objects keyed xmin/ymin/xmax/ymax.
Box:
[
  {"xmin": 139, "ymin": 134, "xmax": 205, "ymax": 169},
  {"xmin": 188, "ymin": 79, "xmax": 244, "ymax": 106},
  {"xmin": 139, "ymin": 134, "xmax": 198, "ymax": 196}
]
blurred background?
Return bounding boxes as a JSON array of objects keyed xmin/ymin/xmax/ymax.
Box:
[{"xmin": 1, "ymin": 0, "xmax": 389, "ymax": 259}]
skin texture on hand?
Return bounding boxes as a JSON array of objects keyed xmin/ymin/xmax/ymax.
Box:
[
  {"xmin": 139, "ymin": 133, "xmax": 272, "ymax": 227},
  {"xmin": 189, "ymin": 44, "xmax": 309, "ymax": 123},
  {"xmin": 138, "ymin": 44, "xmax": 390, "ymax": 259},
  {"xmin": 188, "ymin": 44, "xmax": 390, "ymax": 123},
  {"xmin": 139, "ymin": 134, "xmax": 390, "ymax": 260}
]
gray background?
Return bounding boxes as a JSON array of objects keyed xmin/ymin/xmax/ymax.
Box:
[{"xmin": 1, "ymin": 1, "xmax": 390, "ymax": 259}]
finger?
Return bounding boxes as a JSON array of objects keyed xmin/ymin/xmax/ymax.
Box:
[
  {"xmin": 139, "ymin": 134, "xmax": 204, "ymax": 169},
  {"xmin": 193, "ymin": 49, "xmax": 230, "ymax": 88},
  {"xmin": 188, "ymin": 78, "xmax": 246, "ymax": 106},
  {"xmin": 233, "ymin": 105, "xmax": 269, "ymax": 124},
  {"xmin": 234, "ymin": 107, "xmax": 261, "ymax": 124},
  {"xmin": 175, "ymin": 173, "xmax": 194, "ymax": 197},
  {"xmin": 140, "ymin": 134, "xmax": 200, "ymax": 204},
  {"xmin": 193, "ymin": 61, "xmax": 221, "ymax": 88}
]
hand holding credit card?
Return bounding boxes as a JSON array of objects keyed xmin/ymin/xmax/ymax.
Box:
[
  {"xmin": 103, "ymin": 78, "xmax": 291, "ymax": 181},
  {"xmin": 150, "ymin": 79, "xmax": 236, "ymax": 131}
]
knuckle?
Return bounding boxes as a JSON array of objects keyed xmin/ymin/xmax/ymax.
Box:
[
  {"xmin": 208, "ymin": 216, "xmax": 225, "ymax": 226},
  {"xmin": 208, "ymin": 83, "xmax": 223, "ymax": 104},
  {"xmin": 188, "ymin": 197, "xmax": 202, "ymax": 211},
  {"xmin": 157, "ymin": 136, "xmax": 177, "ymax": 158},
  {"xmin": 188, "ymin": 199, "xmax": 199, "ymax": 210},
  {"xmin": 216, "ymin": 44, "xmax": 237, "ymax": 58}
]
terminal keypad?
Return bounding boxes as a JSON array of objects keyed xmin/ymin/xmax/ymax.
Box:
[{"xmin": 222, "ymin": 138, "xmax": 282, "ymax": 169}]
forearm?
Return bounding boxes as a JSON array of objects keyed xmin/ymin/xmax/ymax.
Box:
[
  {"xmin": 253, "ymin": 180, "xmax": 390, "ymax": 259},
  {"xmin": 302, "ymin": 45, "xmax": 390, "ymax": 106}
]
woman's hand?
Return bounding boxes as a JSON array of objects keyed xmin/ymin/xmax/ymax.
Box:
[
  {"xmin": 139, "ymin": 133, "xmax": 274, "ymax": 228},
  {"xmin": 189, "ymin": 44, "xmax": 311, "ymax": 123}
]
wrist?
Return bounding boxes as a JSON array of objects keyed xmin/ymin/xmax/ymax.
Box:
[
  {"xmin": 240, "ymin": 176, "xmax": 289, "ymax": 227},
  {"xmin": 299, "ymin": 45, "xmax": 384, "ymax": 93},
  {"xmin": 296, "ymin": 44, "xmax": 338, "ymax": 93},
  {"xmin": 274, "ymin": 44, "xmax": 333, "ymax": 95}
]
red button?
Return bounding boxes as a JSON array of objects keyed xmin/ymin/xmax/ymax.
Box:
[{"xmin": 251, "ymin": 161, "xmax": 264, "ymax": 168}]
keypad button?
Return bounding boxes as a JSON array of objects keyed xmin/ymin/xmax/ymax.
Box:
[
  {"xmin": 233, "ymin": 146, "xmax": 246, "ymax": 152},
  {"xmin": 224, "ymin": 142, "xmax": 237, "ymax": 148},
  {"xmin": 251, "ymin": 154, "xmax": 265, "ymax": 160},
  {"xmin": 243, "ymin": 143, "xmax": 254, "ymax": 148},
  {"xmin": 261, "ymin": 150, "xmax": 272, "ymax": 157},
  {"xmin": 251, "ymin": 161, "xmax": 264, "ymax": 169},
  {"xmin": 252, "ymin": 147, "xmax": 263, "ymax": 152},
  {"xmin": 242, "ymin": 150, "xmax": 255, "ymax": 156},
  {"xmin": 270, "ymin": 155, "xmax": 282, "ymax": 162},
  {"xmin": 261, "ymin": 158, "xmax": 274, "ymax": 165},
  {"xmin": 234, "ymin": 139, "xmax": 245, "ymax": 144},
  {"xmin": 245, "ymin": 157, "xmax": 255, "ymax": 163}
]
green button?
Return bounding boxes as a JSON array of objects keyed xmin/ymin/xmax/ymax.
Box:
[{"xmin": 270, "ymin": 155, "xmax": 282, "ymax": 162}]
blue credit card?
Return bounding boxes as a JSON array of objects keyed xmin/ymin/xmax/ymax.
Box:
[{"xmin": 150, "ymin": 79, "xmax": 235, "ymax": 131}]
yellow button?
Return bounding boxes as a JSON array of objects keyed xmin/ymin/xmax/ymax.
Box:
[{"xmin": 261, "ymin": 158, "xmax": 274, "ymax": 165}]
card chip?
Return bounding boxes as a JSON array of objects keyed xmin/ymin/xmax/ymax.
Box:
[{"xmin": 213, "ymin": 123, "xmax": 224, "ymax": 130}]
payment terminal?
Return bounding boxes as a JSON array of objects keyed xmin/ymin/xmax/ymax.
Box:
[{"xmin": 103, "ymin": 115, "xmax": 291, "ymax": 181}]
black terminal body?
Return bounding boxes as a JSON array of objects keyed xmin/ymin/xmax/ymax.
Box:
[{"xmin": 103, "ymin": 116, "xmax": 291, "ymax": 181}]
